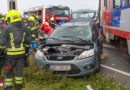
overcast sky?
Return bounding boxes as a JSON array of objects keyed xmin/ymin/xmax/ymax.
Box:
[{"xmin": 0, "ymin": 0, "xmax": 99, "ymax": 14}]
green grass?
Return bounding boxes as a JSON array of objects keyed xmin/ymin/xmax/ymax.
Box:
[
  {"xmin": 1, "ymin": 54, "xmax": 129, "ymax": 90},
  {"xmin": 22, "ymin": 55, "xmax": 130, "ymax": 90}
]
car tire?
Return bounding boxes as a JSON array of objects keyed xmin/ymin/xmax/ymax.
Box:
[{"xmin": 95, "ymin": 54, "xmax": 101, "ymax": 73}]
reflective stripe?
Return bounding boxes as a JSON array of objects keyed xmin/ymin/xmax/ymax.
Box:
[
  {"xmin": 5, "ymin": 78, "xmax": 13, "ymax": 82},
  {"xmin": 7, "ymin": 48, "xmax": 25, "ymax": 51},
  {"xmin": 8, "ymin": 32, "xmax": 26, "ymax": 55},
  {"xmin": 0, "ymin": 45, "xmax": 6, "ymax": 48},
  {"xmin": 31, "ymin": 27, "xmax": 37, "ymax": 31},
  {"xmin": 7, "ymin": 51, "xmax": 25, "ymax": 55},
  {"xmin": 28, "ymin": 26, "xmax": 31, "ymax": 29},
  {"xmin": 15, "ymin": 77, "xmax": 23, "ymax": 80},
  {"xmin": 35, "ymin": 38, "xmax": 39, "ymax": 40},
  {"xmin": 5, "ymin": 82, "xmax": 13, "ymax": 86},
  {"xmin": 32, "ymin": 34, "xmax": 35, "ymax": 37},
  {"xmin": 15, "ymin": 81, "xmax": 23, "ymax": 84},
  {"xmin": 25, "ymin": 44, "xmax": 30, "ymax": 47},
  {"xmin": 10, "ymin": 33, "xmax": 15, "ymax": 49},
  {"xmin": 20, "ymin": 32, "xmax": 26, "ymax": 48},
  {"xmin": 15, "ymin": 77, "xmax": 23, "ymax": 84},
  {"xmin": 5, "ymin": 78, "xmax": 13, "ymax": 86}
]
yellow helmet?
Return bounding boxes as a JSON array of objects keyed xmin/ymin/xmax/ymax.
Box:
[
  {"xmin": 36, "ymin": 15, "xmax": 39, "ymax": 19},
  {"xmin": 6, "ymin": 10, "xmax": 22, "ymax": 23},
  {"xmin": 28, "ymin": 16, "xmax": 35, "ymax": 21},
  {"xmin": 1, "ymin": 17, "xmax": 5, "ymax": 21}
]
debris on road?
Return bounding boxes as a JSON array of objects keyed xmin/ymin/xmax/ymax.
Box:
[
  {"xmin": 86, "ymin": 85, "xmax": 93, "ymax": 90},
  {"xmin": 101, "ymin": 53, "xmax": 108, "ymax": 60}
]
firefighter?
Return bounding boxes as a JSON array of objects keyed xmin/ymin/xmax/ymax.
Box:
[
  {"xmin": 32, "ymin": 12, "xmax": 39, "ymax": 28},
  {"xmin": 0, "ymin": 10, "xmax": 31, "ymax": 90},
  {"xmin": 0, "ymin": 24, "xmax": 5, "ymax": 87},
  {"xmin": 1, "ymin": 17, "xmax": 6, "ymax": 24},
  {"xmin": 1, "ymin": 17, "xmax": 7, "ymax": 28},
  {"xmin": 40, "ymin": 22, "xmax": 54, "ymax": 38},
  {"xmin": 28, "ymin": 16, "xmax": 38, "ymax": 41},
  {"xmin": 49, "ymin": 17, "xmax": 57, "ymax": 29}
]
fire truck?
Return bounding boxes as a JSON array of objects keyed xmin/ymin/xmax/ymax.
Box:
[
  {"xmin": 24, "ymin": 5, "xmax": 71, "ymax": 25},
  {"xmin": 99, "ymin": 0, "xmax": 130, "ymax": 55}
]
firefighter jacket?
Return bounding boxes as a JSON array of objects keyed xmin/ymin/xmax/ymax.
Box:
[
  {"xmin": 28, "ymin": 22, "xmax": 38, "ymax": 40},
  {"xmin": 49, "ymin": 21, "xmax": 57, "ymax": 29},
  {"xmin": 44, "ymin": 26, "xmax": 54, "ymax": 35},
  {"xmin": 0, "ymin": 21, "xmax": 31, "ymax": 58},
  {"xmin": 33, "ymin": 15, "xmax": 39, "ymax": 28}
]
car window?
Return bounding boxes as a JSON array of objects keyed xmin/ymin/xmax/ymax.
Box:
[
  {"xmin": 49, "ymin": 26, "xmax": 92, "ymax": 41},
  {"xmin": 72, "ymin": 12, "xmax": 95, "ymax": 19}
]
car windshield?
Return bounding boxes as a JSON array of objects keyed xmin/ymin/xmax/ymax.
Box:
[
  {"xmin": 53, "ymin": 9, "xmax": 69, "ymax": 17},
  {"xmin": 49, "ymin": 26, "xmax": 92, "ymax": 41},
  {"xmin": 72, "ymin": 12, "xmax": 95, "ymax": 19}
]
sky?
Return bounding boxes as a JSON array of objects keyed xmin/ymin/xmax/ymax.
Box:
[{"xmin": 0, "ymin": 0, "xmax": 99, "ymax": 14}]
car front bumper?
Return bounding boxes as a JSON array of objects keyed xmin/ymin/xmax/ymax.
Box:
[{"xmin": 35, "ymin": 55, "xmax": 98, "ymax": 77}]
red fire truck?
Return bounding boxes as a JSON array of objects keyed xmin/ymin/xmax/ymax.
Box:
[{"xmin": 24, "ymin": 5, "xmax": 71, "ymax": 25}]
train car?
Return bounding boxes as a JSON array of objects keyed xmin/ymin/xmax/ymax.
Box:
[
  {"xmin": 99, "ymin": 0, "xmax": 130, "ymax": 55},
  {"xmin": 24, "ymin": 5, "xmax": 71, "ymax": 25}
]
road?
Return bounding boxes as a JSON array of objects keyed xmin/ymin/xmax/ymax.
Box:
[{"xmin": 100, "ymin": 43, "xmax": 130, "ymax": 88}]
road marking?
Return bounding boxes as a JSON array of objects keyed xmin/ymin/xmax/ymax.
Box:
[{"xmin": 101, "ymin": 64, "xmax": 130, "ymax": 77}]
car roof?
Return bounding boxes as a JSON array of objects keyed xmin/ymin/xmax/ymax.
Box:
[
  {"xmin": 60, "ymin": 21, "xmax": 91, "ymax": 27},
  {"xmin": 72, "ymin": 9, "xmax": 97, "ymax": 13}
]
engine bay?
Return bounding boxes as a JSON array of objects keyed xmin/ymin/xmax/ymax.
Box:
[{"xmin": 44, "ymin": 44, "xmax": 92, "ymax": 56}]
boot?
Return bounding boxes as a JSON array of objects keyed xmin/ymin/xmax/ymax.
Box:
[
  {"xmin": 15, "ymin": 84, "xmax": 22, "ymax": 90},
  {"xmin": 5, "ymin": 86, "xmax": 12, "ymax": 90}
]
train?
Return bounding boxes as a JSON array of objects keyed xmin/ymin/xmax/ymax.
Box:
[{"xmin": 99, "ymin": 0, "xmax": 130, "ymax": 55}]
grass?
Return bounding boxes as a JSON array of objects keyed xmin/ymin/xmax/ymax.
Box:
[
  {"xmin": 1, "ymin": 54, "xmax": 130, "ymax": 90},
  {"xmin": 22, "ymin": 54, "xmax": 129, "ymax": 90}
]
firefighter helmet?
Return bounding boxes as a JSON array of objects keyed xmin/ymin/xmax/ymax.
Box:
[
  {"xmin": 28, "ymin": 16, "xmax": 35, "ymax": 22},
  {"xmin": 6, "ymin": 10, "xmax": 22, "ymax": 23},
  {"xmin": 1, "ymin": 17, "xmax": 5, "ymax": 21},
  {"xmin": 50, "ymin": 17, "xmax": 54, "ymax": 21}
]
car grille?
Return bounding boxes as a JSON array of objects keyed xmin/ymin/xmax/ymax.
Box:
[
  {"xmin": 46, "ymin": 56, "xmax": 75, "ymax": 61},
  {"xmin": 52, "ymin": 64, "xmax": 81, "ymax": 74}
]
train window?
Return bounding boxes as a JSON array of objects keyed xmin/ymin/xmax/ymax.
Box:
[
  {"xmin": 127, "ymin": 0, "xmax": 130, "ymax": 4},
  {"xmin": 104, "ymin": 0, "xmax": 109, "ymax": 10},
  {"xmin": 113, "ymin": 0, "xmax": 121, "ymax": 9}
]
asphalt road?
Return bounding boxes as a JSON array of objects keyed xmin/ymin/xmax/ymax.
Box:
[{"xmin": 100, "ymin": 43, "xmax": 130, "ymax": 88}]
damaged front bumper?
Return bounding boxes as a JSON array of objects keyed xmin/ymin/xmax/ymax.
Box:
[{"xmin": 35, "ymin": 55, "xmax": 98, "ymax": 77}]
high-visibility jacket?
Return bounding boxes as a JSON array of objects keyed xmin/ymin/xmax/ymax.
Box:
[
  {"xmin": 27, "ymin": 22, "xmax": 38, "ymax": 40},
  {"xmin": 0, "ymin": 21, "xmax": 31, "ymax": 58}
]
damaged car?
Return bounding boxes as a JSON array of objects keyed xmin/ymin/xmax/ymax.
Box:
[{"xmin": 35, "ymin": 21, "xmax": 102, "ymax": 77}]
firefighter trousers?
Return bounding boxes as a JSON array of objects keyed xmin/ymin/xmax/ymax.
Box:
[
  {"xmin": 0, "ymin": 55, "xmax": 5, "ymax": 76},
  {"xmin": 4, "ymin": 57, "xmax": 25, "ymax": 86}
]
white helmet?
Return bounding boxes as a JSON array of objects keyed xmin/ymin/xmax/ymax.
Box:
[
  {"xmin": 50, "ymin": 17, "xmax": 54, "ymax": 21},
  {"xmin": 45, "ymin": 22, "xmax": 49, "ymax": 26}
]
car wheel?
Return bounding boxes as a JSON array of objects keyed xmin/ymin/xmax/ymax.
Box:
[{"xmin": 95, "ymin": 54, "xmax": 101, "ymax": 73}]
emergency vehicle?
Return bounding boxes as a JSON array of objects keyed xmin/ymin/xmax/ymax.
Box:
[
  {"xmin": 24, "ymin": 5, "xmax": 71, "ymax": 24},
  {"xmin": 99, "ymin": 0, "xmax": 130, "ymax": 55}
]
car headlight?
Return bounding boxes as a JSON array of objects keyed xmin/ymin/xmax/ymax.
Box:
[
  {"xmin": 78, "ymin": 49, "xmax": 94, "ymax": 60},
  {"xmin": 35, "ymin": 50, "xmax": 44, "ymax": 60}
]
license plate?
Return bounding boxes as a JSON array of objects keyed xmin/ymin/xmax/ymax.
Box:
[{"xmin": 50, "ymin": 64, "xmax": 71, "ymax": 71}]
